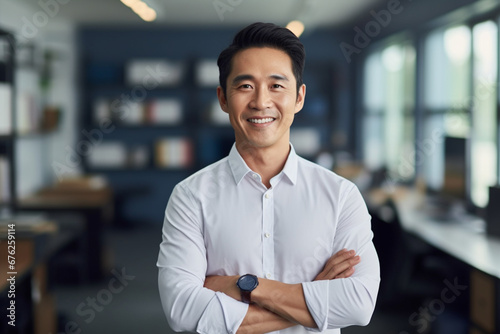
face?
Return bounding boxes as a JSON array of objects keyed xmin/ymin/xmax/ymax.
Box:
[{"xmin": 217, "ymin": 47, "xmax": 306, "ymax": 151}]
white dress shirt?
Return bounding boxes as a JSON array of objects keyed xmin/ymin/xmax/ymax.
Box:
[{"xmin": 157, "ymin": 144, "xmax": 380, "ymax": 333}]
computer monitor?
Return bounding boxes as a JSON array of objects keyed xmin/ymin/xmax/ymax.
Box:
[
  {"xmin": 441, "ymin": 136, "xmax": 467, "ymax": 202},
  {"xmin": 424, "ymin": 136, "xmax": 468, "ymax": 220}
]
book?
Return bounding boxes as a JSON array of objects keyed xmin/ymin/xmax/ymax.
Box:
[
  {"xmin": 208, "ymin": 99, "xmax": 230, "ymax": 125},
  {"xmin": 119, "ymin": 101, "xmax": 144, "ymax": 125},
  {"xmin": 126, "ymin": 59, "xmax": 185, "ymax": 87},
  {"xmin": 195, "ymin": 60, "xmax": 219, "ymax": 87},
  {"xmin": 155, "ymin": 138, "xmax": 193, "ymax": 168},
  {"xmin": 0, "ymin": 156, "xmax": 10, "ymax": 203},
  {"xmin": 0, "ymin": 83, "xmax": 12, "ymax": 135},
  {"xmin": 146, "ymin": 99, "xmax": 182, "ymax": 125},
  {"xmin": 93, "ymin": 98, "xmax": 111, "ymax": 124},
  {"xmin": 88, "ymin": 142, "xmax": 128, "ymax": 168},
  {"xmin": 16, "ymin": 92, "xmax": 38, "ymax": 134}
]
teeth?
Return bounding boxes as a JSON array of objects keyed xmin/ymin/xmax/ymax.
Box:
[{"xmin": 248, "ymin": 118, "xmax": 274, "ymax": 124}]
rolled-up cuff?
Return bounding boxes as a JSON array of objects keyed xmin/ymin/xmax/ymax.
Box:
[
  {"xmin": 196, "ymin": 292, "xmax": 248, "ymax": 334},
  {"xmin": 302, "ymin": 281, "xmax": 329, "ymax": 332}
]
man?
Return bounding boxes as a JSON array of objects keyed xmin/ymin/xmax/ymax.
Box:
[{"xmin": 157, "ymin": 22, "xmax": 380, "ymax": 333}]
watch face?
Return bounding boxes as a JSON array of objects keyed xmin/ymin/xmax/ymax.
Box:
[{"xmin": 238, "ymin": 275, "xmax": 258, "ymax": 291}]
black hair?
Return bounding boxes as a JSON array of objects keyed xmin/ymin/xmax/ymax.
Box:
[{"xmin": 217, "ymin": 22, "xmax": 305, "ymax": 98}]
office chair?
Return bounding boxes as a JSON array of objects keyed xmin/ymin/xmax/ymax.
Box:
[{"xmin": 371, "ymin": 197, "xmax": 452, "ymax": 310}]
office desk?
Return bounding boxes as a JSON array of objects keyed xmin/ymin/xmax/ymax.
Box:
[
  {"xmin": 0, "ymin": 219, "xmax": 82, "ymax": 334},
  {"xmin": 368, "ymin": 188, "xmax": 500, "ymax": 333},
  {"xmin": 393, "ymin": 190, "xmax": 500, "ymax": 279},
  {"xmin": 18, "ymin": 185, "xmax": 113, "ymax": 281}
]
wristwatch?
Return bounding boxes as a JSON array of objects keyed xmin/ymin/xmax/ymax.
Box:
[{"xmin": 236, "ymin": 274, "xmax": 259, "ymax": 304}]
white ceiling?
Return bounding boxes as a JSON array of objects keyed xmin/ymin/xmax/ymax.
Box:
[{"xmin": 16, "ymin": 0, "xmax": 384, "ymax": 29}]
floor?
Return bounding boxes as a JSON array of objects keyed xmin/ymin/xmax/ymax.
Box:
[{"xmin": 52, "ymin": 226, "xmax": 449, "ymax": 334}]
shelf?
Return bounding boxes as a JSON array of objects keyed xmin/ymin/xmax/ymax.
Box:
[
  {"xmin": 88, "ymin": 84, "xmax": 185, "ymax": 93},
  {"xmin": 293, "ymin": 117, "xmax": 330, "ymax": 126},
  {"xmin": 0, "ymin": 135, "xmax": 13, "ymax": 140},
  {"xmin": 17, "ymin": 130, "xmax": 56, "ymax": 138},
  {"xmin": 204, "ymin": 124, "xmax": 233, "ymax": 130},
  {"xmin": 89, "ymin": 166, "xmax": 194, "ymax": 173},
  {"xmin": 91, "ymin": 123, "xmax": 188, "ymax": 129}
]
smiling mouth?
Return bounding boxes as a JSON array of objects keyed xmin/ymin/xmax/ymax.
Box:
[{"xmin": 248, "ymin": 117, "xmax": 275, "ymax": 124}]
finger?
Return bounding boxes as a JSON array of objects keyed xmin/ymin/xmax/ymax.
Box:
[
  {"xmin": 315, "ymin": 260, "xmax": 351, "ymax": 281},
  {"xmin": 315, "ymin": 250, "xmax": 354, "ymax": 280},
  {"xmin": 331, "ymin": 248, "xmax": 350, "ymax": 260},
  {"xmin": 335, "ymin": 266, "xmax": 355, "ymax": 279},
  {"xmin": 323, "ymin": 255, "xmax": 360, "ymax": 280},
  {"xmin": 315, "ymin": 249, "xmax": 359, "ymax": 281},
  {"xmin": 331, "ymin": 249, "xmax": 356, "ymax": 265},
  {"xmin": 324, "ymin": 256, "xmax": 356, "ymax": 278},
  {"xmin": 203, "ymin": 276, "xmax": 214, "ymax": 288},
  {"xmin": 323, "ymin": 250, "xmax": 357, "ymax": 273}
]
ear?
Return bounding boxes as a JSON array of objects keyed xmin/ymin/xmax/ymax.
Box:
[
  {"xmin": 294, "ymin": 84, "xmax": 306, "ymax": 114},
  {"xmin": 217, "ymin": 86, "xmax": 229, "ymax": 114}
]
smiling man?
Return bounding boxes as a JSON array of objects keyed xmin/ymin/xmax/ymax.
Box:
[{"xmin": 157, "ymin": 22, "xmax": 380, "ymax": 334}]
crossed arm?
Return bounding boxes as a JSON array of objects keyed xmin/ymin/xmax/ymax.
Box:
[
  {"xmin": 158, "ymin": 183, "xmax": 379, "ymax": 333},
  {"xmin": 204, "ymin": 249, "xmax": 361, "ymax": 333}
]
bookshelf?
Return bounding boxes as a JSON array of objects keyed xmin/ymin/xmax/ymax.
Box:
[{"xmin": 0, "ymin": 29, "xmax": 16, "ymax": 213}]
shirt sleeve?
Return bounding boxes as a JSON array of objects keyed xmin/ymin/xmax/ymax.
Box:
[
  {"xmin": 301, "ymin": 184, "xmax": 380, "ymax": 331},
  {"xmin": 157, "ymin": 184, "xmax": 248, "ymax": 333}
]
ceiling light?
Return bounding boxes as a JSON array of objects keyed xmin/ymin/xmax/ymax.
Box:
[
  {"xmin": 287, "ymin": 21, "xmax": 305, "ymax": 38},
  {"xmin": 120, "ymin": 0, "xmax": 138, "ymax": 8},
  {"xmin": 120, "ymin": 0, "xmax": 157, "ymax": 22},
  {"xmin": 444, "ymin": 25, "xmax": 471, "ymax": 64},
  {"xmin": 132, "ymin": 1, "xmax": 149, "ymax": 15},
  {"xmin": 140, "ymin": 8, "xmax": 157, "ymax": 22}
]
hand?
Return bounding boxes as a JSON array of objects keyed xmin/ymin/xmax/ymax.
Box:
[
  {"xmin": 204, "ymin": 275, "xmax": 241, "ymax": 301},
  {"xmin": 314, "ymin": 249, "xmax": 360, "ymax": 281}
]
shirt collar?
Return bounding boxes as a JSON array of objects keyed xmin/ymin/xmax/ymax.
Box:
[{"xmin": 228, "ymin": 143, "xmax": 298, "ymax": 186}]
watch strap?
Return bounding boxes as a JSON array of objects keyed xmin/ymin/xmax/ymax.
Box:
[{"xmin": 241, "ymin": 290, "xmax": 252, "ymax": 304}]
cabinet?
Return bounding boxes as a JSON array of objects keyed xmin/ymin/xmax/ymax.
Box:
[{"xmin": 0, "ymin": 29, "xmax": 16, "ymax": 214}]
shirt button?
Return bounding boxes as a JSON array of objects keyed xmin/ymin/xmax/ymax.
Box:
[
  {"xmin": 265, "ymin": 193, "xmax": 271, "ymax": 199},
  {"xmin": 266, "ymin": 273, "xmax": 272, "ymax": 279},
  {"xmin": 264, "ymin": 233, "xmax": 271, "ymax": 238},
  {"xmin": 252, "ymin": 174, "xmax": 259, "ymax": 179}
]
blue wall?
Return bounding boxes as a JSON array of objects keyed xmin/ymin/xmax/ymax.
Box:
[{"xmin": 78, "ymin": 25, "xmax": 353, "ymax": 226}]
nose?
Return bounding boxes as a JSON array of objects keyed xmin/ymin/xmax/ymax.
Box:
[{"xmin": 249, "ymin": 86, "xmax": 272, "ymax": 110}]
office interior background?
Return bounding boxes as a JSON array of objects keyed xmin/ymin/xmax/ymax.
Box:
[{"xmin": 1, "ymin": 0, "xmax": 500, "ymax": 333}]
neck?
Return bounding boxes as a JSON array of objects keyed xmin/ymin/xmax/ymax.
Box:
[{"xmin": 236, "ymin": 141, "xmax": 290, "ymax": 188}]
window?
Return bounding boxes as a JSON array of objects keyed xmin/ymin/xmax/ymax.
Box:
[
  {"xmin": 423, "ymin": 25, "xmax": 471, "ymax": 192},
  {"xmin": 471, "ymin": 20, "xmax": 498, "ymax": 207},
  {"xmin": 422, "ymin": 21, "xmax": 498, "ymax": 207},
  {"xmin": 363, "ymin": 41, "xmax": 416, "ymax": 182},
  {"xmin": 361, "ymin": 18, "xmax": 499, "ymax": 208}
]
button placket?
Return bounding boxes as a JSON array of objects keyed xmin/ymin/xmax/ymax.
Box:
[{"xmin": 262, "ymin": 190, "xmax": 274, "ymax": 280}]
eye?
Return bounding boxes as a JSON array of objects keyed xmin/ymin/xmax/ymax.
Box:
[
  {"xmin": 272, "ymin": 84, "xmax": 284, "ymax": 89},
  {"xmin": 239, "ymin": 84, "xmax": 252, "ymax": 89}
]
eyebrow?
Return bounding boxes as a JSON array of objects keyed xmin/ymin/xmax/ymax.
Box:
[
  {"xmin": 231, "ymin": 74, "xmax": 290, "ymax": 86},
  {"xmin": 231, "ymin": 74, "xmax": 254, "ymax": 86}
]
